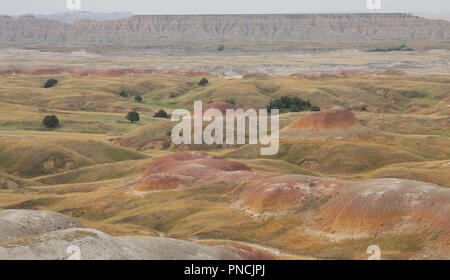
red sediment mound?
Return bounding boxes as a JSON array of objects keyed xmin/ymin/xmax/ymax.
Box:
[
  {"xmin": 134, "ymin": 151, "xmax": 251, "ymax": 191},
  {"xmin": 316, "ymin": 179, "xmax": 450, "ymax": 242},
  {"xmin": 134, "ymin": 152, "xmax": 450, "ymax": 248},
  {"xmin": 227, "ymin": 175, "xmax": 347, "ymax": 211},
  {"xmin": 285, "ymin": 108, "xmax": 361, "ymax": 132}
]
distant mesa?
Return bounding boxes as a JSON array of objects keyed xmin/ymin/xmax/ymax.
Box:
[
  {"xmin": 134, "ymin": 151, "xmax": 251, "ymax": 191},
  {"xmin": 285, "ymin": 107, "xmax": 360, "ymax": 132},
  {"xmin": 1, "ymin": 14, "xmax": 449, "ymax": 45}
]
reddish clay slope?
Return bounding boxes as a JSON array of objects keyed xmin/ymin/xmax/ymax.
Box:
[
  {"xmin": 285, "ymin": 108, "xmax": 361, "ymax": 132},
  {"xmin": 135, "ymin": 152, "xmax": 450, "ymax": 250},
  {"xmin": 134, "ymin": 151, "xmax": 251, "ymax": 191}
]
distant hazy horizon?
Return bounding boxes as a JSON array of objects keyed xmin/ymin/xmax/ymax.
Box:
[{"xmin": 1, "ymin": 0, "xmax": 449, "ymax": 16}]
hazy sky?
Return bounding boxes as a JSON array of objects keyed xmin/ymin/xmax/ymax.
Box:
[{"xmin": 1, "ymin": 0, "xmax": 450, "ymax": 15}]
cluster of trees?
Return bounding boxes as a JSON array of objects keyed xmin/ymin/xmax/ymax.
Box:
[{"xmin": 267, "ymin": 96, "xmax": 320, "ymax": 113}]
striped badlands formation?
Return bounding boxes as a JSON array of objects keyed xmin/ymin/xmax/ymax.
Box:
[
  {"xmin": 134, "ymin": 151, "xmax": 251, "ymax": 191},
  {"xmin": 1, "ymin": 14, "xmax": 449, "ymax": 45},
  {"xmin": 0, "ymin": 67, "xmax": 213, "ymax": 77},
  {"xmin": 285, "ymin": 108, "xmax": 361, "ymax": 132},
  {"xmin": 280, "ymin": 107, "xmax": 371, "ymax": 138},
  {"xmin": 135, "ymin": 152, "xmax": 450, "ymax": 252}
]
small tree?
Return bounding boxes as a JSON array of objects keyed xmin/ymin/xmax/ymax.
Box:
[
  {"xmin": 198, "ymin": 78, "xmax": 209, "ymax": 86},
  {"xmin": 154, "ymin": 109, "xmax": 169, "ymax": 119},
  {"xmin": 225, "ymin": 98, "xmax": 236, "ymax": 105},
  {"xmin": 119, "ymin": 90, "xmax": 128, "ymax": 98},
  {"xmin": 134, "ymin": 95, "xmax": 143, "ymax": 103},
  {"xmin": 43, "ymin": 79, "xmax": 58, "ymax": 88},
  {"xmin": 43, "ymin": 115, "xmax": 59, "ymax": 128},
  {"xmin": 217, "ymin": 44, "xmax": 225, "ymax": 52},
  {"xmin": 125, "ymin": 111, "xmax": 140, "ymax": 123}
]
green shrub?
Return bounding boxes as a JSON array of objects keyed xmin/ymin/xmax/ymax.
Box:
[
  {"xmin": 225, "ymin": 98, "xmax": 236, "ymax": 105},
  {"xmin": 134, "ymin": 95, "xmax": 143, "ymax": 102},
  {"xmin": 311, "ymin": 106, "xmax": 321, "ymax": 111},
  {"xmin": 125, "ymin": 111, "xmax": 140, "ymax": 123},
  {"xmin": 154, "ymin": 109, "xmax": 169, "ymax": 119},
  {"xmin": 169, "ymin": 92, "xmax": 179, "ymax": 98},
  {"xmin": 399, "ymin": 90, "xmax": 426, "ymax": 98},
  {"xmin": 198, "ymin": 78, "xmax": 209, "ymax": 86},
  {"xmin": 42, "ymin": 115, "xmax": 59, "ymax": 128},
  {"xmin": 217, "ymin": 44, "xmax": 225, "ymax": 52},
  {"xmin": 43, "ymin": 79, "xmax": 58, "ymax": 88},
  {"xmin": 119, "ymin": 90, "xmax": 128, "ymax": 98}
]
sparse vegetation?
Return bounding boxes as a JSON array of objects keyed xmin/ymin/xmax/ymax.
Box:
[
  {"xmin": 368, "ymin": 43, "xmax": 413, "ymax": 52},
  {"xmin": 225, "ymin": 98, "xmax": 236, "ymax": 105},
  {"xmin": 217, "ymin": 44, "xmax": 225, "ymax": 52},
  {"xmin": 119, "ymin": 90, "xmax": 128, "ymax": 98},
  {"xmin": 399, "ymin": 90, "xmax": 426, "ymax": 98},
  {"xmin": 42, "ymin": 115, "xmax": 59, "ymax": 128}
]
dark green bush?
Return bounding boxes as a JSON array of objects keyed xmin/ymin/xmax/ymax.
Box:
[
  {"xmin": 154, "ymin": 109, "xmax": 169, "ymax": 119},
  {"xmin": 119, "ymin": 90, "xmax": 128, "ymax": 98},
  {"xmin": 198, "ymin": 78, "xmax": 209, "ymax": 86},
  {"xmin": 43, "ymin": 79, "xmax": 58, "ymax": 88},
  {"xmin": 134, "ymin": 95, "xmax": 143, "ymax": 102},
  {"xmin": 125, "ymin": 111, "xmax": 140, "ymax": 123},
  {"xmin": 267, "ymin": 96, "xmax": 317, "ymax": 113},
  {"xmin": 43, "ymin": 115, "xmax": 59, "ymax": 128}
]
